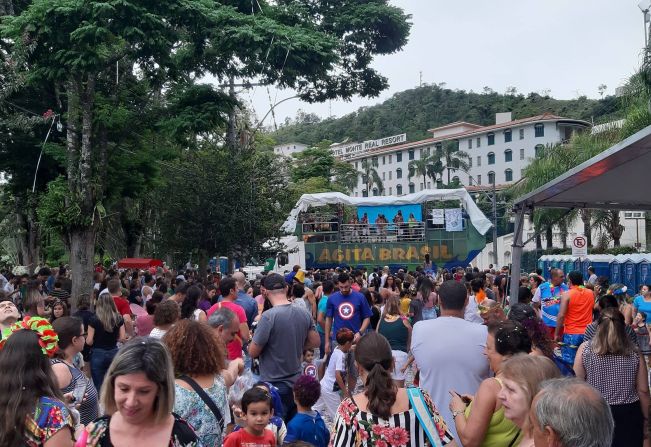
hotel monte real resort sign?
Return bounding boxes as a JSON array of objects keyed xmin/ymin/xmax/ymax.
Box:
[{"xmin": 330, "ymin": 133, "xmax": 407, "ymax": 159}]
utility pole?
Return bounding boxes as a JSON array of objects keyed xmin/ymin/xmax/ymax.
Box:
[
  {"xmin": 492, "ymin": 176, "xmax": 498, "ymax": 266},
  {"xmin": 419, "ymin": 71, "xmax": 422, "ymax": 88},
  {"xmin": 219, "ymin": 77, "xmax": 265, "ymax": 149}
]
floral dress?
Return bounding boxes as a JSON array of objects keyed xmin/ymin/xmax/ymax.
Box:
[
  {"xmin": 25, "ymin": 396, "xmax": 74, "ymax": 447},
  {"xmin": 331, "ymin": 389, "xmax": 454, "ymax": 447},
  {"xmin": 173, "ymin": 376, "xmax": 228, "ymax": 447}
]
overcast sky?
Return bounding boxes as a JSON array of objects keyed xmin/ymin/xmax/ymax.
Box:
[{"xmin": 211, "ymin": 1, "xmax": 644, "ymax": 127}]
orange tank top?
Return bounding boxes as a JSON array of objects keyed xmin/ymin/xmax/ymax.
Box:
[{"xmin": 564, "ymin": 286, "xmax": 594, "ymax": 334}]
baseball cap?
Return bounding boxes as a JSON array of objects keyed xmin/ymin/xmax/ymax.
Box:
[{"xmin": 263, "ymin": 273, "xmax": 286, "ymax": 290}]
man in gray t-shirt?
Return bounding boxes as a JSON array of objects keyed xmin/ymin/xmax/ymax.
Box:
[{"xmin": 249, "ymin": 273, "xmax": 320, "ymax": 421}]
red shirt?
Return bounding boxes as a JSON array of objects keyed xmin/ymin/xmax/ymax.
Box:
[
  {"xmin": 207, "ymin": 301, "xmax": 247, "ymax": 360},
  {"xmin": 224, "ymin": 429, "xmax": 275, "ymax": 447},
  {"xmin": 113, "ymin": 296, "xmax": 131, "ymax": 317}
]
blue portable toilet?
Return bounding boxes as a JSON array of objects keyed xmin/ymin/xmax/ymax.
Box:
[
  {"xmin": 557, "ymin": 257, "xmax": 566, "ymax": 276},
  {"xmin": 537, "ymin": 256, "xmax": 546, "ymax": 275},
  {"xmin": 622, "ymin": 255, "xmax": 637, "ymax": 292},
  {"xmin": 581, "ymin": 256, "xmax": 591, "ymax": 279},
  {"xmin": 571, "ymin": 256, "xmax": 582, "ymax": 274},
  {"xmin": 610, "ymin": 255, "xmax": 630, "ymax": 286},
  {"xmin": 590, "ymin": 255, "xmax": 614, "ymax": 279},
  {"xmin": 636, "ymin": 254, "xmax": 651, "ymax": 290},
  {"xmin": 219, "ymin": 256, "xmax": 229, "ymax": 274}
]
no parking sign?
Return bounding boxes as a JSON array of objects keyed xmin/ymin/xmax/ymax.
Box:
[{"xmin": 572, "ymin": 235, "xmax": 588, "ymax": 257}]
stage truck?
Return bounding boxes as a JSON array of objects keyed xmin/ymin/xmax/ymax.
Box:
[{"xmin": 272, "ymin": 189, "xmax": 492, "ymax": 273}]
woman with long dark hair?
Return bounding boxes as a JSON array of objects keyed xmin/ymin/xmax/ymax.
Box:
[
  {"xmin": 52, "ymin": 316, "xmax": 100, "ymax": 425},
  {"xmin": 574, "ymin": 308, "xmax": 650, "ymax": 447},
  {"xmin": 0, "ymin": 317, "xmax": 75, "ymax": 447},
  {"xmin": 332, "ymin": 332, "xmax": 457, "ymax": 447},
  {"xmin": 418, "ymin": 277, "xmax": 438, "ymax": 320},
  {"xmin": 180, "ymin": 285, "xmax": 207, "ymax": 322}
]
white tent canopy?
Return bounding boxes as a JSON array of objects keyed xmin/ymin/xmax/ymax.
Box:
[
  {"xmin": 509, "ymin": 124, "xmax": 651, "ymax": 300},
  {"xmin": 281, "ymin": 188, "xmax": 492, "ymax": 235}
]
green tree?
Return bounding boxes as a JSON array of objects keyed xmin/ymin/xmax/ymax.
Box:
[
  {"xmin": 291, "ymin": 147, "xmax": 336, "ymax": 182},
  {"xmin": 408, "ymin": 154, "xmax": 442, "ymax": 189},
  {"xmin": 360, "ymin": 158, "xmax": 383, "ymax": 196},
  {"xmin": 436, "ymin": 141, "xmax": 470, "ymax": 185},
  {"xmin": 2, "ymin": 0, "xmax": 410, "ymax": 303}
]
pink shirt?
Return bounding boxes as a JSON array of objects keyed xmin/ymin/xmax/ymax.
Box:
[{"xmin": 207, "ymin": 301, "xmax": 247, "ymax": 360}]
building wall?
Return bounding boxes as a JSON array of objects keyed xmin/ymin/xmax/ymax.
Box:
[
  {"xmin": 273, "ymin": 143, "xmax": 308, "ymax": 157},
  {"xmin": 348, "ymin": 119, "xmax": 579, "ymax": 196}
]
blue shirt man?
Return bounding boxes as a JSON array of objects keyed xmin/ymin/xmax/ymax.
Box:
[
  {"xmin": 535, "ymin": 269, "xmax": 569, "ymax": 329},
  {"xmin": 233, "ymin": 271, "xmax": 258, "ymax": 328},
  {"xmin": 325, "ymin": 272, "xmax": 372, "ymax": 353}
]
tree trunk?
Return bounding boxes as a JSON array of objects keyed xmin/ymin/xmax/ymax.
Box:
[
  {"xmin": 545, "ymin": 226, "xmax": 553, "ymax": 249},
  {"xmin": 581, "ymin": 210, "xmax": 592, "ymax": 247},
  {"xmin": 68, "ymin": 227, "xmax": 96, "ymax": 311},
  {"xmin": 15, "ymin": 209, "xmax": 40, "ymax": 268},
  {"xmin": 536, "ymin": 234, "xmax": 543, "ymax": 251}
]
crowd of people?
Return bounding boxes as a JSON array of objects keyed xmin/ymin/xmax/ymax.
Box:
[{"xmin": 0, "ymin": 261, "xmax": 649, "ymax": 447}]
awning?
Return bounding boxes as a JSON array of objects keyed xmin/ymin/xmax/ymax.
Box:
[
  {"xmin": 117, "ymin": 258, "xmax": 164, "ymax": 269},
  {"xmin": 509, "ymin": 124, "xmax": 651, "ymax": 301},
  {"xmin": 513, "ymin": 125, "xmax": 651, "ymax": 212},
  {"xmin": 281, "ymin": 188, "xmax": 492, "ymax": 235}
]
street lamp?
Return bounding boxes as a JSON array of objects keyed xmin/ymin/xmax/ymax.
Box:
[{"xmin": 639, "ymin": 0, "xmax": 651, "ymax": 58}]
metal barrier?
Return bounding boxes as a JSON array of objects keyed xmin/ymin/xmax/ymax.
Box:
[{"xmin": 339, "ymin": 222, "xmax": 426, "ymax": 242}]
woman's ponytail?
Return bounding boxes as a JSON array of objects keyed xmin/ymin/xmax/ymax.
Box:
[{"xmin": 355, "ymin": 332, "xmax": 397, "ymax": 420}]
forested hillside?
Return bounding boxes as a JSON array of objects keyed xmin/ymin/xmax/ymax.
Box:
[{"xmin": 269, "ymin": 84, "xmax": 622, "ymax": 145}]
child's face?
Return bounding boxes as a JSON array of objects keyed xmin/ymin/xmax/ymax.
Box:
[
  {"xmin": 304, "ymin": 351, "xmax": 314, "ymax": 363},
  {"xmin": 244, "ymin": 401, "xmax": 272, "ymax": 436},
  {"xmin": 635, "ymin": 313, "xmax": 644, "ymax": 324}
]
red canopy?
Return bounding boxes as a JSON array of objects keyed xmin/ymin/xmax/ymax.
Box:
[{"xmin": 117, "ymin": 258, "xmax": 163, "ymax": 269}]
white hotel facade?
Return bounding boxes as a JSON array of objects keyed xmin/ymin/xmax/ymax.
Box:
[{"xmin": 339, "ymin": 112, "xmax": 590, "ymax": 196}]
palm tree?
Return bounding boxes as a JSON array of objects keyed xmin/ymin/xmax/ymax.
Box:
[
  {"xmin": 593, "ymin": 210, "xmax": 624, "ymax": 247},
  {"xmin": 408, "ymin": 154, "xmax": 443, "ymax": 190},
  {"xmin": 436, "ymin": 141, "xmax": 470, "ymax": 184},
  {"xmin": 360, "ymin": 158, "xmax": 383, "ymax": 196},
  {"xmin": 579, "ymin": 209, "xmax": 593, "ymax": 248}
]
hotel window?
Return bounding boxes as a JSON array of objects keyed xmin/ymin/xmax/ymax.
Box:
[
  {"xmin": 373, "ymin": 187, "xmax": 379, "ymax": 196},
  {"xmin": 487, "ymin": 133, "xmax": 495, "ymax": 145},
  {"xmin": 382, "ymin": 172, "xmax": 386, "ymax": 180},
  {"xmin": 420, "ymin": 183, "xmax": 424, "ymax": 190},
  {"xmin": 388, "ymin": 187, "xmax": 392, "ymax": 195},
  {"xmin": 469, "ymin": 177, "xmax": 474, "ymax": 186},
  {"xmin": 469, "ymin": 157, "xmax": 472, "ymax": 167},
  {"xmin": 388, "ymin": 154, "xmax": 392, "ymax": 163},
  {"xmin": 488, "ymin": 171, "xmax": 495, "ymax": 184},
  {"xmin": 409, "ymin": 183, "xmax": 415, "ymax": 194},
  {"xmin": 520, "ymin": 148, "xmax": 525, "ymax": 160},
  {"xmin": 477, "ymin": 175, "xmax": 482, "ymax": 185},
  {"xmin": 372, "ymin": 156, "xmax": 378, "ymax": 165},
  {"xmin": 382, "ymin": 156, "xmax": 386, "ymax": 165},
  {"xmin": 408, "ymin": 149, "xmax": 414, "ymax": 160},
  {"xmin": 487, "ymin": 152, "xmax": 495, "ymax": 165},
  {"xmin": 397, "ymin": 184, "xmax": 403, "ymax": 195},
  {"xmin": 420, "ymin": 148, "xmax": 424, "ymax": 158},
  {"xmin": 535, "ymin": 123, "xmax": 544, "ymax": 137},
  {"xmin": 477, "ymin": 156, "xmax": 481, "ymax": 166},
  {"xmin": 396, "ymin": 168, "xmax": 402, "ymax": 179},
  {"xmin": 505, "ymin": 169, "xmax": 513, "ymax": 182},
  {"xmin": 504, "ymin": 149, "xmax": 512, "ymax": 162},
  {"xmin": 519, "ymin": 128, "xmax": 525, "ymax": 140},
  {"xmin": 535, "ymin": 144, "xmax": 545, "ymax": 158},
  {"xmin": 468, "ymin": 139, "xmax": 473, "ymax": 149},
  {"xmin": 396, "ymin": 151, "xmax": 402, "ymax": 162},
  {"xmin": 363, "ymin": 189, "xmax": 368, "ymax": 197},
  {"xmin": 477, "ymin": 137, "xmax": 481, "ymax": 147},
  {"xmin": 504, "ymin": 129, "xmax": 512, "ymax": 143},
  {"xmin": 426, "ymin": 147, "xmax": 431, "ymax": 157},
  {"xmin": 355, "ymin": 162, "xmax": 358, "ymax": 169},
  {"xmin": 389, "ymin": 171, "xmax": 392, "ymax": 180}
]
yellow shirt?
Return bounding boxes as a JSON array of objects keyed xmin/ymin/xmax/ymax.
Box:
[{"xmin": 399, "ymin": 297, "xmax": 411, "ymax": 315}]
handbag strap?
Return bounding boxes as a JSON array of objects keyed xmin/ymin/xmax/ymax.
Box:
[
  {"xmin": 406, "ymin": 387, "xmax": 443, "ymax": 447},
  {"xmin": 178, "ymin": 375, "xmax": 223, "ymax": 431}
]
